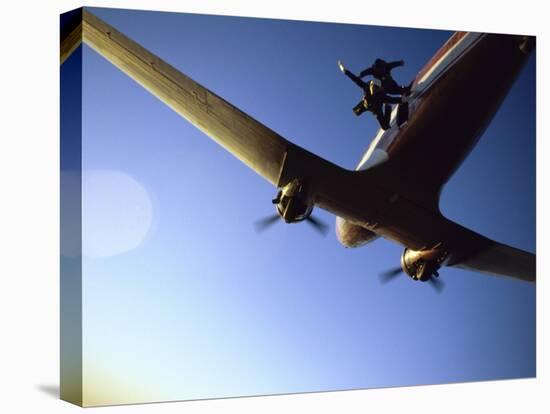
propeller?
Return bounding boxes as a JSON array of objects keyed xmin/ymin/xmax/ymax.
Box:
[
  {"xmin": 253, "ymin": 213, "xmax": 329, "ymax": 236},
  {"xmin": 305, "ymin": 215, "xmax": 329, "ymax": 236},
  {"xmin": 428, "ymin": 274, "xmax": 445, "ymax": 294},
  {"xmin": 379, "ymin": 266, "xmax": 403, "ymax": 284},
  {"xmin": 254, "ymin": 214, "xmax": 280, "ymax": 232},
  {"xmin": 379, "ymin": 265, "xmax": 445, "ymax": 293}
]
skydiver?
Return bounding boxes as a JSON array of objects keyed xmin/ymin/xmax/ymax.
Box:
[
  {"xmin": 359, "ymin": 58, "xmax": 410, "ymax": 96},
  {"xmin": 338, "ymin": 61, "xmax": 402, "ymax": 130}
]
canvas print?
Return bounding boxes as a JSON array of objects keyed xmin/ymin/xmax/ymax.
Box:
[{"xmin": 60, "ymin": 6, "xmax": 536, "ymax": 407}]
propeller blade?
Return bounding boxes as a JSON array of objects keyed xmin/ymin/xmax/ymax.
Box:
[
  {"xmin": 380, "ymin": 266, "xmax": 403, "ymax": 284},
  {"xmin": 305, "ymin": 215, "xmax": 329, "ymax": 236},
  {"xmin": 428, "ymin": 275, "xmax": 445, "ymax": 294},
  {"xmin": 254, "ymin": 214, "xmax": 280, "ymax": 232}
]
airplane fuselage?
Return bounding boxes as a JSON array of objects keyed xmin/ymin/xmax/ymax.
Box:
[{"xmin": 336, "ymin": 32, "xmax": 534, "ymax": 250}]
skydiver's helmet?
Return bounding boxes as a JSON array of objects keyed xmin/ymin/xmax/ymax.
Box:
[{"xmin": 374, "ymin": 58, "xmax": 385, "ymax": 66}]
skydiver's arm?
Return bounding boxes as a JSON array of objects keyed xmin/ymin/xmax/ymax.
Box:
[
  {"xmin": 387, "ymin": 60, "xmax": 405, "ymax": 70},
  {"xmin": 344, "ymin": 70, "xmax": 368, "ymax": 89},
  {"xmin": 359, "ymin": 67, "xmax": 373, "ymax": 78}
]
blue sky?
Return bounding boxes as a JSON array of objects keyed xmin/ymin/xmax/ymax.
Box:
[{"xmin": 74, "ymin": 7, "xmax": 535, "ymax": 405}]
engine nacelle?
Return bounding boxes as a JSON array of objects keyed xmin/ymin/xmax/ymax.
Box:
[
  {"xmin": 400, "ymin": 247, "xmax": 447, "ymax": 282},
  {"xmin": 273, "ymin": 179, "xmax": 313, "ymax": 223},
  {"xmin": 336, "ymin": 217, "xmax": 379, "ymax": 248}
]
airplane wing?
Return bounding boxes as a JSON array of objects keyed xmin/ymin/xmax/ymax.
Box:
[
  {"xmin": 442, "ymin": 219, "xmax": 535, "ymax": 282},
  {"xmin": 451, "ymin": 241, "xmax": 536, "ymax": 282},
  {"xmin": 61, "ymin": 9, "xmax": 352, "ymax": 201}
]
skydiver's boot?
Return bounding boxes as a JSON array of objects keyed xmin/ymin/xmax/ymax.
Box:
[
  {"xmin": 397, "ymin": 101, "xmax": 409, "ymax": 127},
  {"xmin": 376, "ymin": 108, "xmax": 391, "ymax": 130},
  {"xmin": 404, "ymin": 80, "xmax": 414, "ymax": 96}
]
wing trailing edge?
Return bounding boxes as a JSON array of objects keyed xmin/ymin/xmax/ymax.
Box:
[{"xmin": 451, "ymin": 240, "xmax": 535, "ymax": 283}]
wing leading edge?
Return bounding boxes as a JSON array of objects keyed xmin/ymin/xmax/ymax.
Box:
[
  {"xmin": 453, "ymin": 242, "xmax": 535, "ymax": 283},
  {"xmin": 61, "ymin": 10, "xmax": 352, "ymax": 198},
  {"xmin": 442, "ymin": 219, "xmax": 535, "ymax": 282}
]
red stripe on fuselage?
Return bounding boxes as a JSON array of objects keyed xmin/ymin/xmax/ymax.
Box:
[{"xmin": 413, "ymin": 31, "xmax": 468, "ymax": 88}]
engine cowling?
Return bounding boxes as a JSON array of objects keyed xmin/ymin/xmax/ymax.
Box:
[
  {"xmin": 400, "ymin": 247, "xmax": 447, "ymax": 282},
  {"xmin": 273, "ymin": 178, "xmax": 313, "ymax": 223}
]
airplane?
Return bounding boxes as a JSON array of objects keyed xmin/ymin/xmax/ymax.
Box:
[{"xmin": 60, "ymin": 9, "xmax": 536, "ymax": 287}]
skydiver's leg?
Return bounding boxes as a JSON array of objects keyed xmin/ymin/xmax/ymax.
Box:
[
  {"xmin": 373, "ymin": 104, "xmax": 390, "ymax": 130},
  {"xmin": 375, "ymin": 112, "xmax": 390, "ymax": 130},
  {"xmin": 379, "ymin": 94, "xmax": 402, "ymax": 104},
  {"xmin": 383, "ymin": 104, "xmax": 392, "ymax": 128},
  {"xmin": 383, "ymin": 78, "xmax": 409, "ymax": 95}
]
